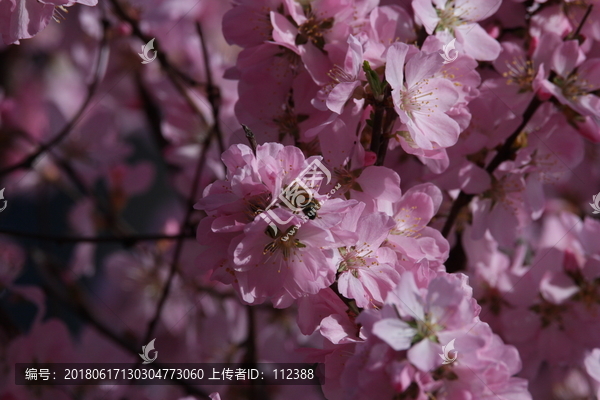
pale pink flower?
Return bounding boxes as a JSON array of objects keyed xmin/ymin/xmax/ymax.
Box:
[
  {"xmin": 330, "ymin": 271, "xmax": 532, "ymax": 399},
  {"xmin": 335, "ymin": 204, "xmax": 399, "ymax": 308},
  {"xmin": 412, "ymin": 0, "xmax": 502, "ymax": 61},
  {"xmin": 319, "ymin": 35, "xmax": 364, "ymax": 114},
  {"xmin": 228, "ymin": 199, "xmax": 354, "ymax": 307},
  {"xmin": 383, "ymin": 183, "xmax": 449, "ymax": 274},
  {"xmin": 386, "ymin": 42, "xmax": 461, "ymax": 151},
  {"xmin": 270, "ymin": 0, "xmax": 377, "ymax": 85},
  {"xmin": 541, "ymin": 40, "xmax": 600, "ymax": 140},
  {"xmin": 489, "ymin": 33, "xmax": 560, "ymax": 114}
]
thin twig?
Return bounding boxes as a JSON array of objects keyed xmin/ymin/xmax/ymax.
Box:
[
  {"xmin": 242, "ymin": 124, "xmax": 258, "ymax": 155},
  {"xmin": 35, "ymin": 265, "xmax": 210, "ymax": 399},
  {"xmin": 0, "ymin": 19, "xmax": 110, "ymax": 179},
  {"xmin": 567, "ymin": 5, "xmax": 594, "ymax": 42},
  {"xmin": 138, "ymin": 21, "xmax": 231, "ymax": 349},
  {"xmin": 441, "ymin": 4, "xmax": 595, "ymax": 242},
  {"xmin": 141, "ymin": 132, "xmax": 212, "ymax": 346},
  {"xmin": 197, "ymin": 22, "xmax": 226, "ymax": 155},
  {"xmin": 109, "ymin": 0, "xmax": 212, "ymax": 136},
  {"xmin": 108, "ymin": 0, "xmax": 203, "ymax": 88},
  {"xmin": 0, "ymin": 229, "xmax": 194, "ymax": 243},
  {"xmin": 441, "ymin": 96, "xmax": 543, "ymax": 239},
  {"xmin": 369, "ymin": 102, "xmax": 385, "ymax": 157}
]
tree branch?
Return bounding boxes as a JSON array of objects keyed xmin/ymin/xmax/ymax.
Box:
[
  {"xmin": 0, "ymin": 229, "xmax": 194, "ymax": 243},
  {"xmin": 35, "ymin": 264, "xmax": 210, "ymax": 399},
  {"xmin": 0, "ymin": 18, "xmax": 109, "ymax": 179}
]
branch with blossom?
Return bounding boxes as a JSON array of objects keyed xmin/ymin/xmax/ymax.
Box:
[{"xmin": 1, "ymin": 1, "xmax": 600, "ymax": 400}]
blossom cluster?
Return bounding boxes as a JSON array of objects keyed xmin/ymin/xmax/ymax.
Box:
[{"xmin": 0, "ymin": 0, "xmax": 600, "ymax": 399}]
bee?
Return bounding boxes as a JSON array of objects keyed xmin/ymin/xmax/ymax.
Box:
[{"xmin": 301, "ymin": 198, "xmax": 321, "ymax": 220}]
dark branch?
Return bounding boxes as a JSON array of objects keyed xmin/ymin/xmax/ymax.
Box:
[
  {"xmin": 0, "ymin": 229, "xmax": 194, "ymax": 243},
  {"xmin": 242, "ymin": 124, "xmax": 258, "ymax": 155},
  {"xmin": 0, "ymin": 19, "xmax": 109, "ymax": 179}
]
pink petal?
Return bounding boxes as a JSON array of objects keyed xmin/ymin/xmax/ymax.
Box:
[
  {"xmin": 404, "ymin": 51, "xmax": 444, "ymax": 89},
  {"xmin": 455, "ymin": 23, "xmax": 501, "ymax": 61},
  {"xmin": 412, "ymin": 0, "xmax": 439, "ymax": 34},
  {"xmin": 270, "ymin": 11, "xmax": 297, "ymax": 48},
  {"xmin": 372, "ymin": 318, "xmax": 416, "ymax": 351},
  {"xmin": 407, "ymin": 339, "xmax": 440, "ymax": 372},
  {"xmin": 385, "ymin": 42, "xmax": 409, "ymax": 91},
  {"xmin": 551, "ymin": 40, "xmax": 584, "ymax": 77},
  {"xmin": 454, "ymin": 0, "xmax": 502, "ymax": 22},
  {"xmin": 327, "ymin": 81, "xmax": 360, "ymax": 114}
]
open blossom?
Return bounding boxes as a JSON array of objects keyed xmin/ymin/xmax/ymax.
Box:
[
  {"xmin": 4, "ymin": 0, "xmax": 600, "ymax": 398},
  {"xmin": 540, "ymin": 39, "xmax": 600, "ymax": 141},
  {"xmin": 226, "ymin": 203, "xmax": 346, "ymax": 307},
  {"xmin": 464, "ymin": 210, "xmax": 600, "ymax": 398},
  {"xmin": 324, "ymin": 271, "xmax": 532, "ymax": 400},
  {"xmin": 334, "ymin": 204, "xmax": 399, "ymax": 308},
  {"xmin": 270, "ymin": 0, "xmax": 377, "ymax": 85},
  {"xmin": 382, "ymin": 183, "xmax": 449, "ymax": 276},
  {"xmin": 386, "ymin": 42, "xmax": 461, "ymax": 151},
  {"xmin": 489, "ymin": 33, "xmax": 560, "ymax": 114},
  {"xmin": 469, "ymin": 104, "xmax": 584, "ymax": 246},
  {"xmin": 315, "ymin": 34, "xmax": 364, "ymax": 114},
  {"xmin": 197, "ymin": 142, "xmax": 359, "ymax": 307},
  {"xmin": 412, "ymin": 0, "xmax": 502, "ymax": 61}
]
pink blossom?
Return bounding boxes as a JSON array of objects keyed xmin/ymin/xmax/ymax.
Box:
[
  {"xmin": 228, "ymin": 200, "xmax": 352, "ymax": 307},
  {"xmin": 335, "ymin": 204, "xmax": 399, "ymax": 308},
  {"xmin": 329, "ymin": 271, "xmax": 532, "ymax": 399},
  {"xmin": 386, "ymin": 42, "xmax": 461, "ymax": 150},
  {"xmin": 383, "ymin": 183, "xmax": 449, "ymax": 275},
  {"xmin": 412, "ymin": 0, "xmax": 502, "ymax": 61},
  {"xmin": 269, "ymin": 0, "xmax": 377, "ymax": 85},
  {"xmin": 318, "ymin": 35, "xmax": 364, "ymax": 114},
  {"xmin": 541, "ymin": 40, "xmax": 600, "ymax": 140}
]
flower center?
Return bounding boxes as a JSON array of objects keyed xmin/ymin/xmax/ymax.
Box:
[
  {"xmin": 436, "ymin": 4, "xmax": 466, "ymax": 33},
  {"xmin": 337, "ymin": 246, "xmax": 376, "ymax": 274},
  {"xmin": 296, "ymin": 15, "xmax": 334, "ymax": 50},
  {"xmin": 328, "ymin": 65, "xmax": 355, "ymax": 84},
  {"xmin": 399, "ymin": 81, "xmax": 437, "ymax": 118},
  {"xmin": 390, "ymin": 207, "xmax": 423, "ymax": 238},
  {"xmin": 245, "ymin": 192, "xmax": 273, "ymax": 221},
  {"xmin": 530, "ymin": 297, "xmax": 569, "ymax": 328},
  {"xmin": 503, "ymin": 58, "xmax": 535, "ymax": 90},
  {"xmin": 556, "ymin": 73, "xmax": 593, "ymax": 101},
  {"xmin": 263, "ymin": 225, "xmax": 305, "ymax": 261},
  {"xmin": 407, "ymin": 313, "xmax": 441, "ymax": 344}
]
